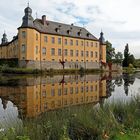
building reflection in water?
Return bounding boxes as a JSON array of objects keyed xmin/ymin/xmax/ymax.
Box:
[{"xmin": 0, "ymin": 75, "xmax": 108, "ymax": 119}]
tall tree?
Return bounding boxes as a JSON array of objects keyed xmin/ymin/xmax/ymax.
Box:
[
  {"xmin": 106, "ymin": 41, "xmax": 115, "ymax": 63},
  {"xmin": 123, "ymin": 44, "xmax": 130, "ymax": 67},
  {"xmin": 123, "ymin": 44, "xmax": 135, "ymax": 67}
]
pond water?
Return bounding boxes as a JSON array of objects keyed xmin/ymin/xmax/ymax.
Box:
[{"xmin": 0, "ymin": 72, "xmax": 140, "ymax": 130}]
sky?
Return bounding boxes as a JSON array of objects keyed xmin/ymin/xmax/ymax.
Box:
[{"xmin": 0, "ymin": 0, "xmax": 140, "ymax": 58}]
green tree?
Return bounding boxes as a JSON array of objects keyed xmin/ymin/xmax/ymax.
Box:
[
  {"xmin": 123, "ymin": 44, "xmax": 135, "ymax": 67},
  {"xmin": 115, "ymin": 52, "xmax": 123, "ymax": 64},
  {"xmin": 106, "ymin": 41, "xmax": 115, "ymax": 63},
  {"xmin": 123, "ymin": 43, "xmax": 129, "ymax": 67},
  {"xmin": 134, "ymin": 59, "xmax": 140, "ymax": 68},
  {"xmin": 128, "ymin": 54, "xmax": 135, "ymax": 65}
]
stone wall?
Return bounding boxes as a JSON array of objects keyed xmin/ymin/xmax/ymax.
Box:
[
  {"xmin": 18, "ymin": 60, "xmax": 100, "ymax": 70},
  {"xmin": 103, "ymin": 64, "xmax": 122, "ymax": 71}
]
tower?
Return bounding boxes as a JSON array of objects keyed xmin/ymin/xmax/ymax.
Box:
[
  {"xmin": 1, "ymin": 32, "xmax": 8, "ymax": 45},
  {"xmin": 99, "ymin": 31, "xmax": 105, "ymax": 45},
  {"xmin": 99, "ymin": 31, "xmax": 106, "ymax": 63},
  {"xmin": 21, "ymin": 4, "xmax": 34, "ymax": 27}
]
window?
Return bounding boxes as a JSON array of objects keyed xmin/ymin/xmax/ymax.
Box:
[
  {"xmin": 44, "ymin": 36, "xmax": 48, "ymax": 42},
  {"xmin": 91, "ymin": 42, "xmax": 93, "ymax": 47},
  {"xmin": 58, "ymin": 49, "xmax": 61, "ymax": 56},
  {"xmin": 96, "ymin": 42, "xmax": 98, "ymax": 47},
  {"xmin": 52, "ymin": 37, "xmax": 55, "ymax": 44},
  {"xmin": 64, "ymin": 100, "xmax": 67, "ymax": 105},
  {"xmin": 70, "ymin": 50, "xmax": 73, "ymax": 56},
  {"xmin": 42, "ymin": 90, "xmax": 46, "ymax": 98},
  {"xmin": 95, "ymin": 85, "xmax": 97, "ymax": 91},
  {"xmin": 86, "ymin": 41, "xmax": 89, "ymax": 47},
  {"xmin": 36, "ymin": 46, "xmax": 38, "ymax": 54},
  {"xmin": 64, "ymin": 88, "xmax": 68, "ymax": 95},
  {"xmin": 58, "ymin": 38, "xmax": 61, "ymax": 44},
  {"xmin": 81, "ymin": 41, "xmax": 84, "ymax": 46},
  {"xmin": 58, "ymin": 89, "xmax": 61, "ymax": 96},
  {"xmin": 64, "ymin": 49, "xmax": 68, "ymax": 56},
  {"xmin": 22, "ymin": 31, "xmax": 26, "ymax": 39},
  {"xmin": 70, "ymin": 39, "xmax": 73, "ymax": 46},
  {"xmin": 36, "ymin": 33, "xmax": 38, "ymax": 41},
  {"xmin": 51, "ymin": 48, "xmax": 55, "ymax": 55},
  {"xmin": 91, "ymin": 51, "xmax": 93, "ymax": 57},
  {"xmin": 21, "ymin": 44, "xmax": 26, "ymax": 53},
  {"xmin": 90, "ymin": 86, "xmax": 93, "ymax": 92},
  {"xmin": 86, "ymin": 51, "xmax": 89, "ymax": 57},
  {"xmin": 95, "ymin": 52, "xmax": 98, "ymax": 58},
  {"xmin": 42, "ymin": 47, "xmax": 46, "ymax": 55},
  {"xmin": 65, "ymin": 39, "xmax": 67, "ymax": 45},
  {"xmin": 76, "ymin": 40, "xmax": 78, "ymax": 46},
  {"xmin": 75, "ymin": 87, "xmax": 78, "ymax": 94},
  {"xmin": 76, "ymin": 50, "xmax": 79, "ymax": 57},
  {"xmin": 86, "ymin": 86, "xmax": 88, "ymax": 92},
  {"xmin": 81, "ymin": 86, "xmax": 84, "ymax": 93},
  {"xmin": 70, "ymin": 87, "xmax": 73, "ymax": 94},
  {"xmin": 81, "ymin": 51, "xmax": 84, "ymax": 57},
  {"xmin": 51, "ymin": 89, "xmax": 55, "ymax": 96}
]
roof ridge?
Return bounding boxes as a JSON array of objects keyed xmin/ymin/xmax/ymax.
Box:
[{"xmin": 35, "ymin": 18, "xmax": 85, "ymax": 29}]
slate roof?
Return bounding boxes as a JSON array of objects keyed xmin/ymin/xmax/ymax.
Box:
[
  {"xmin": 0, "ymin": 36, "xmax": 18, "ymax": 47},
  {"xmin": 20, "ymin": 18, "xmax": 99, "ymax": 41},
  {"xmin": 34, "ymin": 19, "xmax": 98, "ymax": 41}
]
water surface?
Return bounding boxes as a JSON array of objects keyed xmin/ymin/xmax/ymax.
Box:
[{"xmin": 0, "ymin": 72, "xmax": 140, "ymax": 129}]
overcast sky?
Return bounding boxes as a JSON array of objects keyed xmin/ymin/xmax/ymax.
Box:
[{"xmin": 0, "ymin": 0, "xmax": 140, "ymax": 58}]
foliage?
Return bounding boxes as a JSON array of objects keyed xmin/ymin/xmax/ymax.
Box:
[
  {"xmin": 134, "ymin": 59, "xmax": 140, "ymax": 68},
  {"xmin": 0, "ymin": 65, "xmax": 41, "ymax": 74},
  {"xmin": 0, "ymin": 127, "xmax": 30, "ymax": 140},
  {"xmin": 0, "ymin": 66, "xmax": 103, "ymax": 75},
  {"xmin": 123, "ymin": 44, "xmax": 135, "ymax": 67},
  {"xmin": 106, "ymin": 41, "xmax": 115, "ymax": 63},
  {"xmin": 1, "ymin": 96, "xmax": 140, "ymax": 140},
  {"xmin": 0, "ymin": 59, "xmax": 18, "ymax": 67},
  {"xmin": 123, "ymin": 44, "xmax": 129, "ymax": 67},
  {"xmin": 114, "ymin": 52, "xmax": 123, "ymax": 64}
]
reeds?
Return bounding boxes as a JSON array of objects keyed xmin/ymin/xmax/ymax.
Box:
[{"xmin": 0, "ymin": 96, "xmax": 140, "ymax": 140}]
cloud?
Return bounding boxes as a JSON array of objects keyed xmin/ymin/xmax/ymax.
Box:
[{"xmin": 0, "ymin": 0, "xmax": 140, "ymax": 58}]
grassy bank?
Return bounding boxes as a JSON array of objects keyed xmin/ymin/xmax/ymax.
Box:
[
  {"xmin": 123, "ymin": 67, "xmax": 136, "ymax": 73},
  {"xmin": 0, "ymin": 96, "xmax": 140, "ymax": 140},
  {"xmin": 0, "ymin": 65, "xmax": 102, "ymax": 75}
]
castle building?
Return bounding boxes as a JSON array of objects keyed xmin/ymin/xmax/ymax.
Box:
[{"xmin": 0, "ymin": 5, "xmax": 106, "ymax": 70}]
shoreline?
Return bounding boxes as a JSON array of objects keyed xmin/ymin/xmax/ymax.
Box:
[{"xmin": 0, "ymin": 66, "xmax": 122, "ymax": 75}]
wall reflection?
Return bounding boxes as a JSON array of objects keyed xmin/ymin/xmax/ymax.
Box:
[{"xmin": 0, "ymin": 74, "xmax": 111, "ymax": 119}]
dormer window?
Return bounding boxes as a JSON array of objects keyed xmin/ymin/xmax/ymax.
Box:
[
  {"xmin": 67, "ymin": 30, "xmax": 71, "ymax": 35},
  {"xmin": 77, "ymin": 32, "xmax": 81, "ymax": 36},
  {"xmin": 87, "ymin": 33, "xmax": 90, "ymax": 37},
  {"xmin": 55, "ymin": 28, "xmax": 60, "ymax": 33},
  {"xmin": 78, "ymin": 29, "xmax": 82, "ymax": 36}
]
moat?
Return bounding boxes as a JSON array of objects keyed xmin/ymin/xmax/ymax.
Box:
[{"xmin": 0, "ymin": 72, "xmax": 140, "ymax": 139}]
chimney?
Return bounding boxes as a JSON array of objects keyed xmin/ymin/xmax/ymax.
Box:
[{"xmin": 42, "ymin": 15, "xmax": 46, "ymax": 25}]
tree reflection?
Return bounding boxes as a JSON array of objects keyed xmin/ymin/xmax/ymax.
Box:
[
  {"xmin": 106, "ymin": 73, "xmax": 115, "ymax": 97},
  {"xmin": 115, "ymin": 77, "xmax": 123, "ymax": 87},
  {"xmin": 123, "ymin": 73, "xmax": 135, "ymax": 96}
]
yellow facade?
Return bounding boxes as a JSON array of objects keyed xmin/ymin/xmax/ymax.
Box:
[
  {"xmin": 18, "ymin": 28, "xmax": 103, "ymax": 62},
  {"xmin": 0, "ymin": 6, "xmax": 106, "ymax": 69},
  {"xmin": 0, "ymin": 38, "xmax": 18, "ymax": 59}
]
